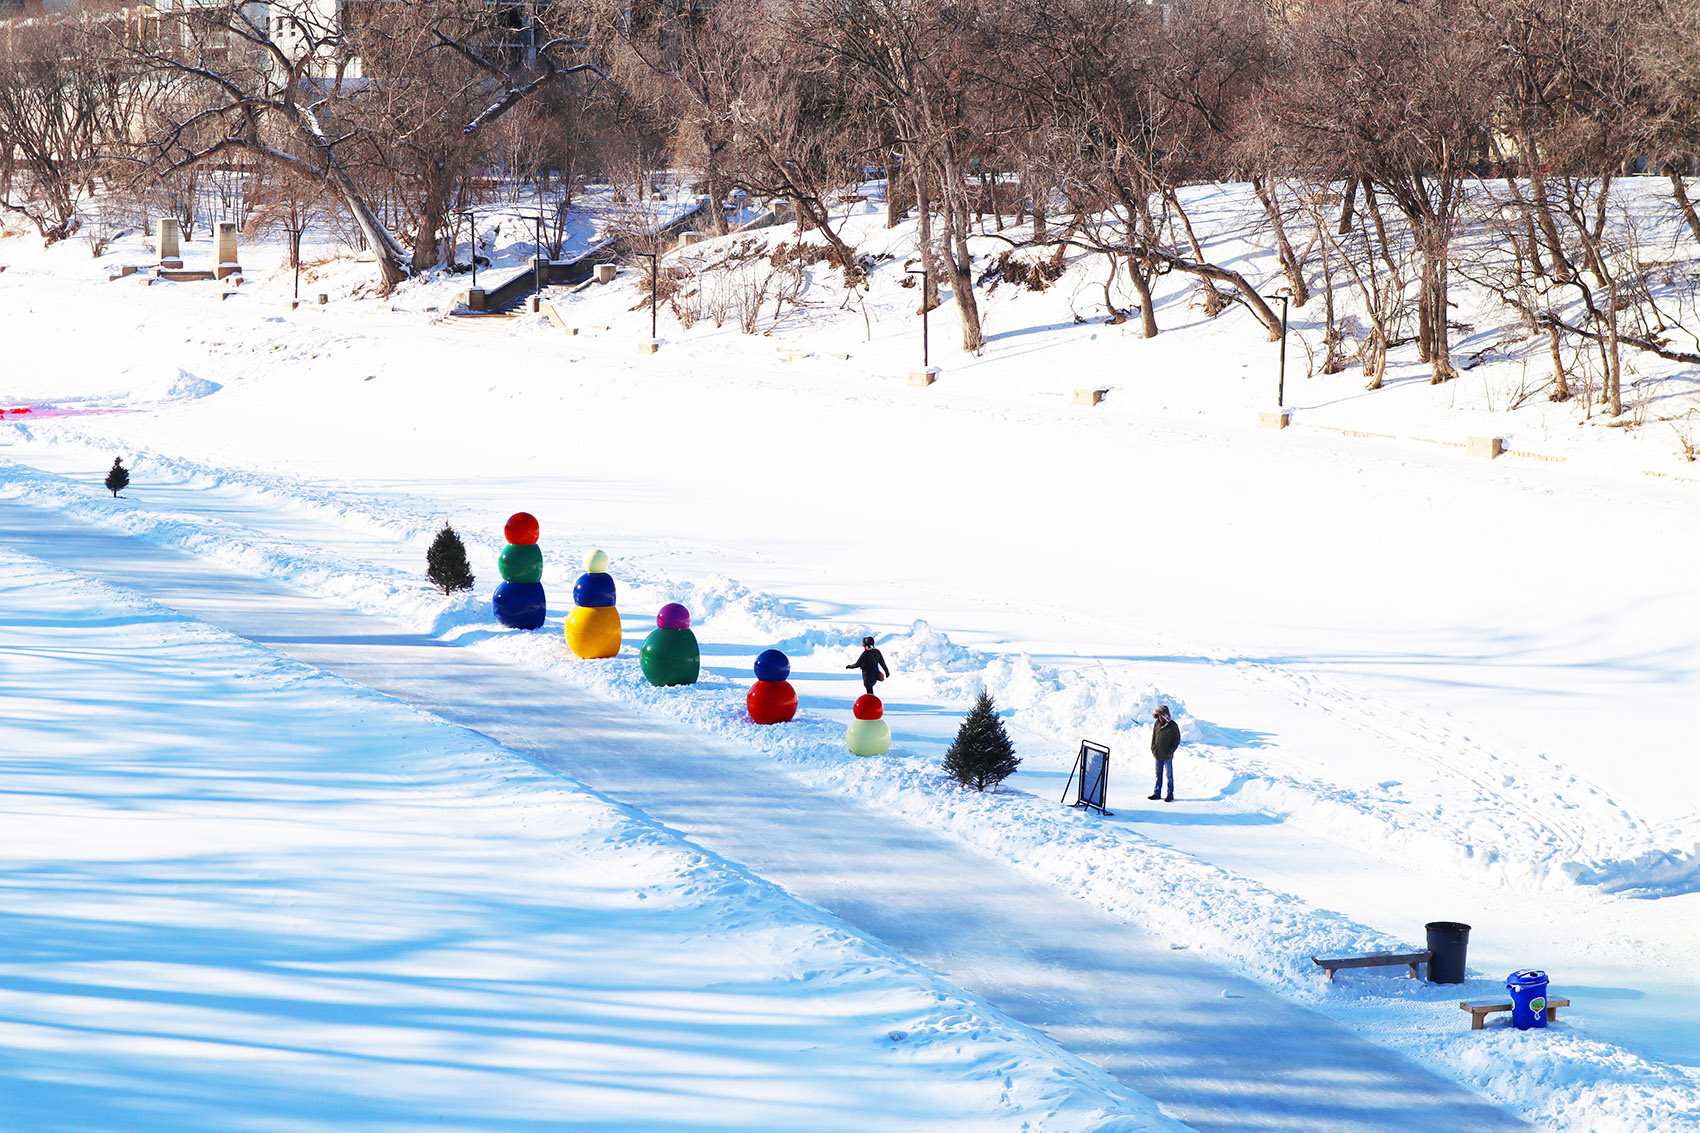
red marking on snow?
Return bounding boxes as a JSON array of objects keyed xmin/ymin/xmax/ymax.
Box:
[{"xmin": 1, "ymin": 406, "xmax": 133, "ymax": 422}]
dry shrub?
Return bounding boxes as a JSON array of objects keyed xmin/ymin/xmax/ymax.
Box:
[{"xmin": 981, "ymin": 248, "xmax": 1065, "ymax": 293}]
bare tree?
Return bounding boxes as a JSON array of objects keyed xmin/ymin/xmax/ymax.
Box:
[
  {"xmin": 106, "ymin": 0, "xmax": 602, "ymax": 290},
  {"xmin": 0, "ymin": 15, "xmax": 127, "ymax": 243},
  {"xmin": 796, "ymin": 0, "xmax": 991, "ymax": 351},
  {"xmin": 1276, "ymin": 0, "xmax": 1500, "ymax": 384}
]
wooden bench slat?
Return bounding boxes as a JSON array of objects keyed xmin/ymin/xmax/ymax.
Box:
[
  {"xmin": 1460, "ymin": 996, "xmax": 1571, "ymax": 1030},
  {"xmin": 1314, "ymin": 951, "xmax": 1432, "ymax": 967},
  {"xmin": 1312, "ymin": 950, "xmax": 1432, "ymax": 981}
]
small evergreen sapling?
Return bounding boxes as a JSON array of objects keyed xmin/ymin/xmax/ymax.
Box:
[
  {"xmin": 943, "ymin": 691, "xmax": 1021, "ymax": 791},
  {"xmin": 105, "ymin": 457, "xmax": 129, "ymax": 497},
  {"xmin": 426, "ymin": 523, "xmax": 476, "ymax": 594}
]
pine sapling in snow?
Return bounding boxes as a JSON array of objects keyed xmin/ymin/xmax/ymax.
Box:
[
  {"xmin": 105, "ymin": 457, "xmax": 129, "ymax": 497},
  {"xmin": 943, "ymin": 691, "xmax": 1020, "ymax": 791},
  {"xmin": 426, "ymin": 523, "xmax": 476, "ymax": 594}
]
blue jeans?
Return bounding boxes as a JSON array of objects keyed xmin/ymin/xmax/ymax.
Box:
[{"xmin": 1153, "ymin": 758, "xmax": 1173, "ymax": 798}]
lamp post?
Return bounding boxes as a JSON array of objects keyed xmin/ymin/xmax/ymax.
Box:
[
  {"xmin": 1263, "ymin": 290, "xmax": 1290, "ymax": 408},
  {"xmin": 290, "ymin": 219, "xmax": 304, "ymax": 306},
  {"xmin": 635, "ymin": 250, "xmax": 657, "ymax": 341},
  {"xmin": 533, "ymin": 211, "xmax": 546, "ymax": 297},
  {"xmin": 466, "ymin": 208, "xmax": 477, "ymax": 289},
  {"xmin": 905, "ymin": 266, "xmax": 929, "ymax": 369}
]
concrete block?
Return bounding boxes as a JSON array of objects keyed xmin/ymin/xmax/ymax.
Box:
[
  {"xmin": 527, "ymin": 295, "xmax": 542, "ymax": 313},
  {"xmin": 466, "ymin": 288, "xmax": 486, "ymax": 312},
  {"xmin": 1259, "ymin": 410, "xmax": 1291, "ymax": 430},
  {"xmin": 108, "ymin": 265, "xmax": 138, "ymax": 281},
  {"xmin": 316, "ymin": 293, "xmax": 328, "ymax": 305},
  {"xmin": 678, "ymin": 231, "xmax": 703, "ymax": 248},
  {"xmin": 594, "ymin": 263, "xmax": 617, "ymax": 284},
  {"xmin": 908, "ymin": 368, "xmax": 938, "ymax": 387},
  {"xmin": 214, "ymin": 222, "xmax": 239, "ymax": 277},
  {"xmin": 1074, "ymin": 388, "xmax": 1109, "ymax": 407},
  {"xmin": 637, "ymin": 340, "xmax": 659, "ymax": 355},
  {"xmin": 155, "ymin": 218, "xmax": 180, "ymax": 267},
  {"xmin": 1467, "ymin": 435, "xmax": 1503, "ymax": 459}
]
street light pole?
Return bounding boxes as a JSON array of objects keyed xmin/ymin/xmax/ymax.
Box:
[
  {"xmin": 906, "ymin": 266, "xmax": 929, "ymax": 369},
  {"xmin": 1263, "ymin": 291, "xmax": 1290, "ymax": 408},
  {"xmin": 533, "ymin": 212, "xmax": 545, "ymax": 298},
  {"xmin": 291, "ymin": 222, "xmax": 303, "ymax": 306},
  {"xmin": 468, "ymin": 209, "xmax": 477, "ymax": 289}
]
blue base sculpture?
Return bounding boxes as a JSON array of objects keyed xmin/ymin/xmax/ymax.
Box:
[{"xmin": 493, "ymin": 580, "xmax": 547, "ymax": 630}]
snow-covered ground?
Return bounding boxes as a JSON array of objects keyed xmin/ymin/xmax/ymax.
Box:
[{"xmin": 2, "ymin": 180, "xmax": 1698, "ymax": 1129}]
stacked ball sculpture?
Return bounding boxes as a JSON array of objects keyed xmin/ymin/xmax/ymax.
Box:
[
  {"xmin": 846, "ymin": 694, "xmax": 891, "ymax": 757},
  {"xmin": 491, "ymin": 512, "xmax": 547, "ymax": 630},
  {"xmin": 641, "ymin": 603, "xmax": 700, "ymax": 687},
  {"xmin": 565, "ymin": 548, "xmax": 622, "ymax": 658},
  {"xmin": 746, "ymin": 648, "xmax": 798, "ymax": 724}
]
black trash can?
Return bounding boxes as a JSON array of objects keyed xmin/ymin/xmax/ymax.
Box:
[{"xmin": 1425, "ymin": 921, "xmax": 1472, "ymax": 984}]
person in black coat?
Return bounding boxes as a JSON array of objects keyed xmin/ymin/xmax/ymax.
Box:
[
  {"xmin": 1149, "ymin": 704, "xmax": 1180, "ymax": 802},
  {"xmin": 846, "ymin": 636, "xmax": 891, "ymax": 695}
]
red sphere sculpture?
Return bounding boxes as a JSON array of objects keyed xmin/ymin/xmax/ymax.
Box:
[
  {"xmin": 504, "ymin": 512, "xmax": 540, "ymax": 546},
  {"xmin": 853, "ymin": 694, "xmax": 884, "ymax": 720},
  {"xmin": 747, "ymin": 679, "xmax": 798, "ymax": 725}
]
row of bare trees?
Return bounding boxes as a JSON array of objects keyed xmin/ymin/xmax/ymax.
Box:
[{"xmin": 2, "ymin": 0, "xmax": 1698, "ymax": 416}]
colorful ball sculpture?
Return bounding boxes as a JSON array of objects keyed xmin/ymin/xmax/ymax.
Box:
[
  {"xmin": 640, "ymin": 603, "xmax": 700, "ymax": 687},
  {"xmin": 564, "ymin": 548, "xmax": 621, "ymax": 658},
  {"xmin": 845, "ymin": 694, "xmax": 891, "ymax": 757},
  {"xmin": 492, "ymin": 511, "xmax": 546, "ymax": 630},
  {"xmin": 503, "ymin": 513, "xmax": 540, "ymax": 545},
  {"xmin": 747, "ymin": 648, "xmax": 798, "ymax": 724}
]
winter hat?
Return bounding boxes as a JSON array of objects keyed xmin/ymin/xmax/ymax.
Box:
[{"xmin": 862, "ymin": 636, "xmax": 875, "ymax": 647}]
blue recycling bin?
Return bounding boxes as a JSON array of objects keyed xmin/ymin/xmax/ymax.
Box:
[{"xmin": 1507, "ymin": 970, "xmax": 1550, "ymax": 1030}]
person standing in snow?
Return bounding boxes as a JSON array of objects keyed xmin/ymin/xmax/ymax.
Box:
[
  {"xmin": 1149, "ymin": 704, "xmax": 1180, "ymax": 802},
  {"xmin": 846, "ymin": 636, "xmax": 891, "ymax": 695}
]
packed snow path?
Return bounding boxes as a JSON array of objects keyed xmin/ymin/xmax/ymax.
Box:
[{"xmin": 0, "ymin": 495, "xmax": 1527, "ymax": 1131}]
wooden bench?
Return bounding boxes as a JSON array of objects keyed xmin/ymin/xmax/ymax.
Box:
[
  {"xmin": 1460, "ymin": 996, "xmax": 1570, "ymax": 1030},
  {"xmin": 1312, "ymin": 950, "xmax": 1433, "ymax": 982}
]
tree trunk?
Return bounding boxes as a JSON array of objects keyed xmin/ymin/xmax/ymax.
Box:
[
  {"xmin": 1318, "ymin": 224, "xmax": 1344, "ymax": 374},
  {"xmin": 1253, "ymin": 175, "xmax": 1310, "ymax": 306},
  {"xmin": 1165, "ymin": 187, "xmax": 1220, "ymax": 317},
  {"xmin": 911, "ymin": 154, "xmax": 939, "ymax": 312},
  {"xmin": 324, "ymin": 160, "xmax": 410, "ymax": 290},
  {"xmin": 1523, "ymin": 142, "xmax": 1574, "ymax": 282},
  {"xmin": 886, "ymin": 153, "xmax": 905, "ymax": 229},
  {"xmin": 411, "ymin": 164, "xmax": 453, "ymax": 270},
  {"xmin": 1337, "ymin": 176, "xmax": 1360, "ymax": 236},
  {"xmin": 1664, "ymin": 162, "xmax": 1700, "ymax": 247},
  {"xmin": 1364, "ymin": 329, "xmax": 1387, "ymax": 390},
  {"xmin": 1420, "ymin": 231, "xmax": 1457, "ymax": 384},
  {"xmin": 1547, "ymin": 321, "xmax": 1570, "ymax": 401},
  {"xmin": 938, "ymin": 148, "xmax": 984, "ymax": 352}
]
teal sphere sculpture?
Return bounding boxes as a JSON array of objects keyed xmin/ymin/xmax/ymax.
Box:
[{"xmin": 641, "ymin": 605, "xmax": 699, "ymax": 686}]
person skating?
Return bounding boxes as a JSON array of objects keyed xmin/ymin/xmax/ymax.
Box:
[
  {"xmin": 1149, "ymin": 704, "xmax": 1180, "ymax": 801},
  {"xmin": 846, "ymin": 636, "xmax": 891, "ymax": 695}
]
